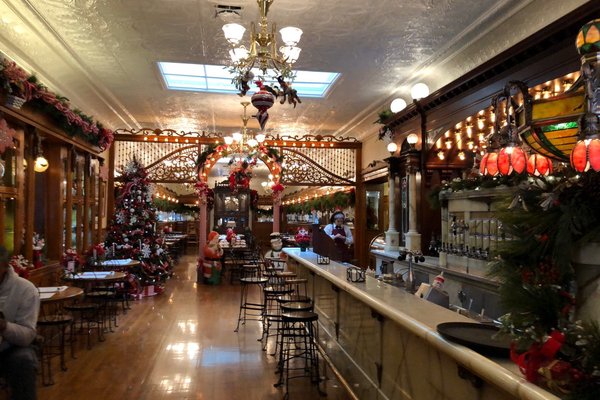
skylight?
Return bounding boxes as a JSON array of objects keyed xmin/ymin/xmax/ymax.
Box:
[{"xmin": 158, "ymin": 62, "xmax": 339, "ymax": 98}]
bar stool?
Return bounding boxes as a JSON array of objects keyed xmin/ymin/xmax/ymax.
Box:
[
  {"xmin": 63, "ymin": 302, "xmax": 104, "ymax": 354},
  {"xmin": 86, "ymin": 289, "xmax": 118, "ymax": 332},
  {"xmin": 260, "ymin": 277, "xmax": 294, "ymax": 350},
  {"xmin": 37, "ymin": 314, "xmax": 74, "ymax": 385},
  {"xmin": 234, "ymin": 274, "xmax": 269, "ymax": 332},
  {"xmin": 275, "ymin": 311, "xmax": 322, "ymax": 399},
  {"xmin": 277, "ymin": 278, "xmax": 310, "ymax": 305}
]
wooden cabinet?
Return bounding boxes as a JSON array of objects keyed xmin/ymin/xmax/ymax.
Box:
[
  {"xmin": 213, "ymin": 184, "xmax": 250, "ymax": 233},
  {"xmin": 0, "ymin": 127, "xmax": 24, "ymax": 254}
]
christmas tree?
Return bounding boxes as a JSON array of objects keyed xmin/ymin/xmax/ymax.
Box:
[{"xmin": 104, "ymin": 158, "xmax": 172, "ymax": 289}]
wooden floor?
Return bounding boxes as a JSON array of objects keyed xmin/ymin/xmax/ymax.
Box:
[{"xmin": 38, "ymin": 252, "xmax": 352, "ymax": 400}]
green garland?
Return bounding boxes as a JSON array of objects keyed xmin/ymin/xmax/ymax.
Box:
[{"xmin": 490, "ymin": 171, "xmax": 600, "ymax": 398}]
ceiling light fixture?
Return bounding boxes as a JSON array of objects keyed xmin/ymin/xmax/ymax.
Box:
[
  {"xmin": 224, "ymin": 101, "xmax": 262, "ymax": 153},
  {"xmin": 411, "ymin": 83, "xmax": 430, "ymax": 101},
  {"xmin": 387, "ymin": 142, "xmax": 398, "ymax": 155},
  {"xmin": 223, "ymin": 0, "xmax": 302, "ymax": 94},
  {"xmin": 390, "ymin": 98, "xmax": 407, "ymax": 113},
  {"xmin": 33, "ymin": 134, "xmax": 49, "ymax": 173}
]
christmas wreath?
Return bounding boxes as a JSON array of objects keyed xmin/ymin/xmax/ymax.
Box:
[
  {"xmin": 491, "ymin": 171, "xmax": 600, "ymax": 399},
  {"xmin": 228, "ymin": 159, "xmax": 254, "ymax": 192}
]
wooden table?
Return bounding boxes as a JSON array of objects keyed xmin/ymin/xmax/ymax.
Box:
[
  {"xmin": 39, "ymin": 286, "xmax": 84, "ymax": 304},
  {"xmin": 65, "ymin": 271, "xmax": 128, "ymax": 284},
  {"xmin": 93, "ymin": 259, "xmax": 141, "ymax": 270}
]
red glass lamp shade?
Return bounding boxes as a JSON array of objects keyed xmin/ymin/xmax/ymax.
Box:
[
  {"xmin": 570, "ymin": 138, "xmax": 600, "ymax": 172},
  {"xmin": 497, "ymin": 146, "xmax": 527, "ymax": 175},
  {"xmin": 479, "ymin": 151, "xmax": 499, "ymax": 176},
  {"xmin": 527, "ymin": 153, "xmax": 553, "ymax": 176}
]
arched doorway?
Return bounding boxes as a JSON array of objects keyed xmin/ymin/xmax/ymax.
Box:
[{"xmin": 110, "ymin": 129, "xmax": 365, "ymax": 263}]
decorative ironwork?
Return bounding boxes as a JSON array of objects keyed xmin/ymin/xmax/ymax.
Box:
[
  {"xmin": 264, "ymin": 133, "xmax": 359, "ymax": 144},
  {"xmin": 144, "ymin": 146, "xmax": 199, "ymax": 183},
  {"xmin": 115, "ymin": 141, "xmax": 195, "ymax": 171},
  {"xmin": 281, "ymin": 149, "xmax": 354, "ymax": 186},
  {"xmin": 114, "ymin": 128, "xmax": 223, "ymax": 138},
  {"xmin": 284, "ymin": 147, "xmax": 355, "ymax": 180}
]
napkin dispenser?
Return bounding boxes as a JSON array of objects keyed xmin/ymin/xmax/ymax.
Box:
[{"xmin": 346, "ymin": 266, "xmax": 365, "ymax": 282}]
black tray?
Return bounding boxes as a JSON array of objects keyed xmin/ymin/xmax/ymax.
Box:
[{"xmin": 436, "ymin": 322, "xmax": 511, "ymax": 357}]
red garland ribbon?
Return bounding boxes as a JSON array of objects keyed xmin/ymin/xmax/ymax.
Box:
[{"xmin": 511, "ymin": 330, "xmax": 566, "ymax": 383}]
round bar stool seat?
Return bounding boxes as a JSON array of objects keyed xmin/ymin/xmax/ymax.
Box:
[
  {"xmin": 280, "ymin": 301, "xmax": 313, "ymax": 312},
  {"xmin": 281, "ymin": 310, "xmax": 318, "ymax": 322}
]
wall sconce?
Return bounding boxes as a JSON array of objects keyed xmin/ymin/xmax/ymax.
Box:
[
  {"xmin": 458, "ymin": 151, "xmax": 466, "ymax": 161},
  {"xmin": 411, "ymin": 83, "xmax": 430, "ymax": 101},
  {"xmin": 33, "ymin": 135, "xmax": 49, "ymax": 173},
  {"xmin": 387, "ymin": 142, "xmax": 398, "ymax": 155},
  {"xmin": 390, "ymin": 98, "xmax": 407, "ymax": 113},
  {"xmin": 437, "ymin": 151, "xmax": 445, "ymax": 160},
  {"xmin": 406, "ymin": 133, "xmax": 418, "ymax": 149}
]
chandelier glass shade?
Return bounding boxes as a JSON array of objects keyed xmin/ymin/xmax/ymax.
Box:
[{"xmin": 223, "ymin": 0, "xmax": 302, "ymax": 84}]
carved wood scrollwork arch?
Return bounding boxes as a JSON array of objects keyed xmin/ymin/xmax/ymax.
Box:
[
  {"xmin": 141, "ymin": 145, "xmax": 199, "ymax": 183},
  {"xmin": 280, "ymin": 149, "xmax": 354, "ymax": 186}
]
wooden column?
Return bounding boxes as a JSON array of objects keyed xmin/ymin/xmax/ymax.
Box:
[
  {"xmin": 45, "ymin": 144, "xmax": 65, "ymax": 261},
  {"xmin": 106, "ymin": 141, "xmax": 116, "ymax": 220},
  {"xmin": 23, "ymin": 129, "xmax": 35, "ymax": 260},
  {"xmin": 355, "ymin": 145, "xmax": 367, "ymax": 267}
]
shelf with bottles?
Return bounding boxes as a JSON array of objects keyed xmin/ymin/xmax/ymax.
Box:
[
  {"xmin": 437, "ymin": 187, "xmax": 514, "ymax": 273},
  {"xmin": 285, "ymin": 208, "xmax": 355, "ymax": 226}
]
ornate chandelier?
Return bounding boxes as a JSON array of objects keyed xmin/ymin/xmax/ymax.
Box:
[
  {"xmin": 222, "ymin": 0, "xmax": 303, "ymax": 95},
  {"xmin": 224, "ymin": 101, "xmax": 266, "ymax": 152}
]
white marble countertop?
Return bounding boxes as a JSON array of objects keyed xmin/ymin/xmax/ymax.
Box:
[{"xmin": 284, "ymin": 248, "xmax": 559, "ymax": 400}]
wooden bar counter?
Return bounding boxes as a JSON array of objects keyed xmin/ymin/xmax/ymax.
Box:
[{"xmin": 283, "ymin": 248, "xmax": 558, "ymax": 400}]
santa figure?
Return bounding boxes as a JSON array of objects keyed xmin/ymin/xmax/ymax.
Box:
[{"xmin": 203, "ymin": 231, "xmax": 223, "ymax": 284}]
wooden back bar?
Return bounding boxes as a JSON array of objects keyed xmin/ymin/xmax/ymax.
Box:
[{"xmin": 311, "ymin": 224, "xmax": 353, "ymax": 263}]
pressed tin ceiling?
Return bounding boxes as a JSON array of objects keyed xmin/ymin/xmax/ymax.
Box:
[{"xmin": 0, "ymin": 0, "xmax": 591, "ymax": 141}]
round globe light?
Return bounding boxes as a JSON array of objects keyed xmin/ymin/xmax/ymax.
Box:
[
  {"xmin": 390, "ymin": 98, "xmax": 407, "ymax": 113},
  {"xmin": 224, "ymin": 136, "xmax": 234, "ymax": 145},
  {"xmin": 34, "ymin": 156, "xmax": 49, "ymax": 172},
  {"xmin": 411, "ymin": 83, "xmax": 430, "ymax": 100},
  {"xmin": 407, "ymin": 133, "xmax": 418, "ymax": 145},
  {"xmin": 387, "ymin": 142, "xmax": 398, "ymax": 153}
]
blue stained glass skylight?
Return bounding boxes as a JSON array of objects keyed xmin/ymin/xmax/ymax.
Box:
[{"xmin": 158, "ymin": 62, "xmax": 339, "ymax": 98}]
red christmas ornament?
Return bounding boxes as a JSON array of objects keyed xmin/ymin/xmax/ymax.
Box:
[
  {"xmin": 479, "ymin": 151, "xmax": 499, "ymax": 176},
  {"xmin": 570, "ymin": 138, "xmax": 600, "ymax": 172},
  {"xmin": 527, "ymin": 153, "xmax": 553, "ymax": 176},
  {"xmin": 497, "ymin": 146, "xmax": 527, "ymax": 175},
  {"xmin": 251, "ymin": 81, "xmax": 275, "ymax": 131}
]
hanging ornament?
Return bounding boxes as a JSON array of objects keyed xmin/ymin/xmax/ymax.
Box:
[{"xmin": 251, "ymin": 81, "xmax": 275, "ymax": 131}]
